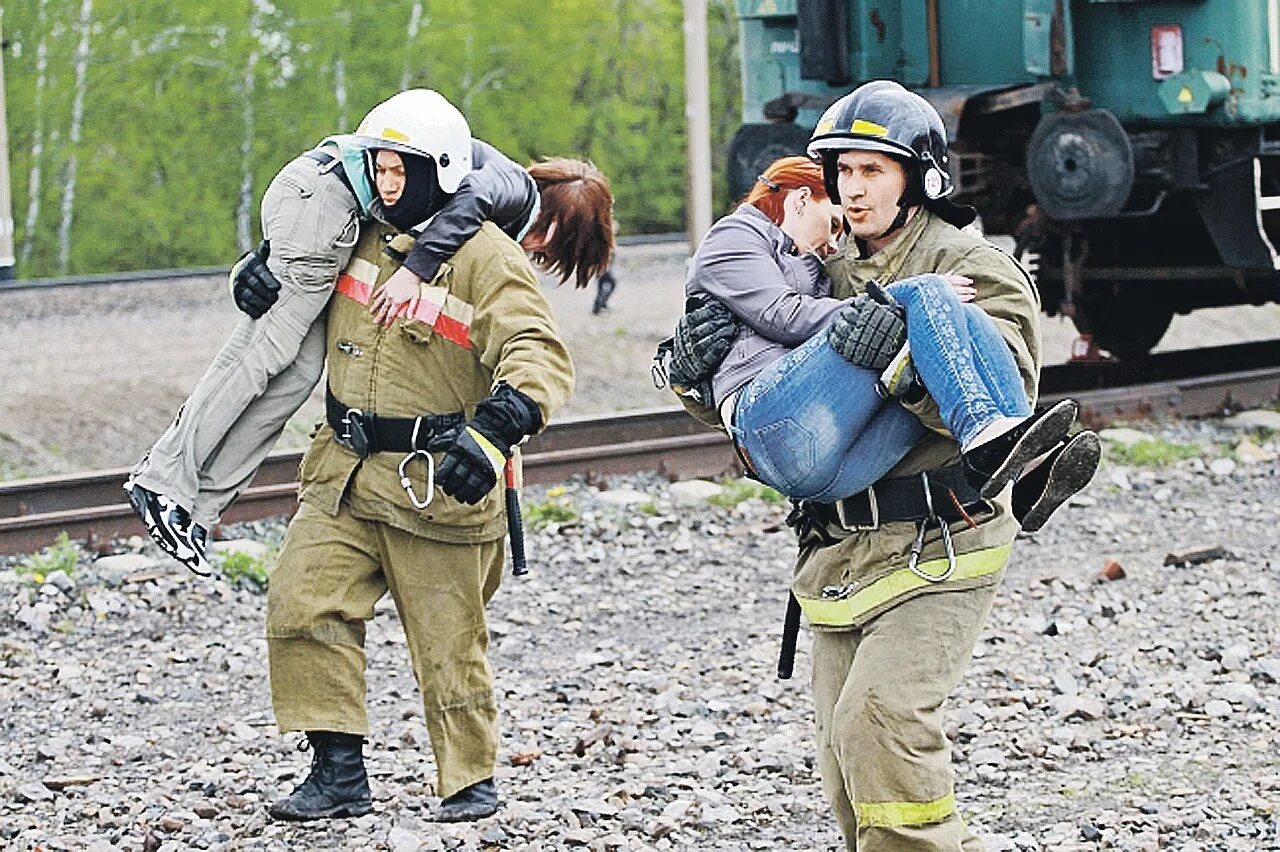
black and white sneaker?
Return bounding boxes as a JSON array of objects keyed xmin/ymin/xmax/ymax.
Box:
[{"xmin": 124, "ymin": 481, "xmax": 211, "ymax": 575}]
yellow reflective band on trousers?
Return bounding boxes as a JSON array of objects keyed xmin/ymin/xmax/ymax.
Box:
[
  {"xmin": 855, "ymin": 792, "xmax": 956, "ymax": 828},
  {"xmin": 797, "ymin": 544, "xmax": 1012, "ymax": 627}
]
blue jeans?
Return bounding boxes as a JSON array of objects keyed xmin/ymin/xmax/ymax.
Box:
[{"xmin": 729, "ymin": 274, "xmax": 1030, "ymax": 502}]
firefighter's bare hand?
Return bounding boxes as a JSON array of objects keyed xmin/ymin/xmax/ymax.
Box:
[
  {"xmin": 943, "ymin": 272, "xmax": 976, "ymax": 303},
  {"xmin": 370, "ymin": 267, "xmax": 422, "ymax": 327}
]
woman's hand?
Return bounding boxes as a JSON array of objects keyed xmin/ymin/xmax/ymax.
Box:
[
  {"xmin": 369, "ymin": 267, "xmax": 423, "ymax": 327},
  {"xmin": 944, "ymin": 273, "xmax": 976, "ymax": 303}
]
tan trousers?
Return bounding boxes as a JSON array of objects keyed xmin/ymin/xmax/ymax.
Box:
[
  {"xmin": 267, "ymin": 501, "xmax": 504, "ymax": 799},
  {"xmin": 811, "ymin": 584, "xmax": 997, "ymax": 851},
  {"xmin": 131, "ymin": 154, "xmax": 359, "ymax": 526}
]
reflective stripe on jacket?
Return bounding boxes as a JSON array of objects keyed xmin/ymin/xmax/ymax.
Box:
[
  {"xmin": 297, "ymin": 221, "xmax": 574, "ymax": 544},
  {"xmin": 794, "ymin": 210, "xmax": 1041, "ymax": 628}
]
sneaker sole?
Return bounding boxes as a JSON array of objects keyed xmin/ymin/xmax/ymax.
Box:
[
  {"xmin": 979, "ymin": 399, "xmax": 1079, "ymax": 499},
  {"xmin": 1019, "ymin": 431, "xmax": 1102, "ymax": 532}
]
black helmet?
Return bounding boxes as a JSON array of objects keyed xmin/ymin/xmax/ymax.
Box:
[{"xmin": 807, "ymin": 81, "xmax": 974, "ymax": 229}]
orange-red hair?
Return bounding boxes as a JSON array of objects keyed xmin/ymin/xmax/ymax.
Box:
[{"xmin": 741, "ymin": 156, "xmax": 829, "ymax": 226}]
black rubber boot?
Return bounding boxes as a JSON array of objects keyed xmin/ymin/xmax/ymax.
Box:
[
  {"xmin": 1013, "ymin": 430, "xmax": 1101, "ymax": 532},
  {"xmin": 962, "ymin": 399, "xmax": 1078, "ymax": 499},
  {"xmin": 268, "ymin": 732, "xmax": 373, "ymax": 821},
  {"xmin": 434, "ymin": 778, "xmax": 498, "ymax": 822}
]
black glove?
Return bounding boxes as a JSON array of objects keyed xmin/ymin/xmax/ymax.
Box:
[
  {"xmin": 437, "ymin": 383, "xmax": 543, "ymax": 505},
  {"xmin": 827, "ymin": 281, "xmax": 907, "ymax": 371},
  {"xmin": 229, "ymin": 240, "xmax": 280, "ymax": 319},
  {"xmin": 669, "ymin": 295, "xmax": 738, "ymax": 390}
]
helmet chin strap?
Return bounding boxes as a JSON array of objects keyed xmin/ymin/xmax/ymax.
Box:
[
  {"xmin": 876, "ymin": 165, "xmax": 924, "ymax": 240},
  {"xmin": 877, "ymin": 202, "xmax": 913, "ymax": 240}
]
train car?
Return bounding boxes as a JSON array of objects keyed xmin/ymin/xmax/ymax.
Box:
[{"xmin": 728, "ymin": 0, "xmax": 1280, "ymax": 358}]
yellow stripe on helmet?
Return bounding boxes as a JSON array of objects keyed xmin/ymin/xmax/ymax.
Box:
[
  {"xmin": 851, "ymin": 118, "xmax": 889, "ymax": 137},
  {"xmin": 379, "ymin": 126, "xmax": 411, "ymax": 143}
]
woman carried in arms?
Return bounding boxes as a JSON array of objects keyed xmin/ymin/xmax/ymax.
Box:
[
  {"xmin": 127, "ymin": 89, "xmax": 614, "ymax": 572},
  {"xmin": 665, "ymin": 84, "xmax": 1099, "ymax": 531}
]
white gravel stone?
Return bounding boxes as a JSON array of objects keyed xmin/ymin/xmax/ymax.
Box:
[
  {"xmin": 667, "ymin": 480, "xmax": 724, "ymax": 504},
  {"xmin": 1098, "ymin": 427, "xmax": 1151, "ymax": 446},
  {"xmin": 1211, "ymin": 683, "xmax": 1262, "ymax": 709},
  {"xmin": 1224, "ymin": 410, "xmax": 1280, "ymax": 431},
  {"xmin": 1204, "ymin": 699, "xmax": 1234, "ymax": 718},
  {"xmin": 209, "ymin": 539, "xmax": 270, "ymax": 559},
  {"xmin": 1209, "ymin": 457, "xmax": 1236, "ymax": 476},
  {"xmin": 594, "ymin": 488, "xmax": 652, "ymax": 507},
  {"xmin": 91, "ymin": 552, "xmax": 155, "ymax": 577}
]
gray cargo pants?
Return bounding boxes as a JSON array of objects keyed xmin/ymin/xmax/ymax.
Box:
[{"xmin": 131, "ymin": 154, "xmax": 359, "ymax": 526}]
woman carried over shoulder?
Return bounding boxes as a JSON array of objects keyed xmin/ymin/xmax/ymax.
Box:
[{"xmin": 127, "ymin": 89, "xmax": 614, "ymax": 572}]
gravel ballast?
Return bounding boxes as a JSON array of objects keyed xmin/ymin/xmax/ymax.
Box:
[{"xmin": 2, "ymin": 416, "xmax": 1278, "ymax": 850}]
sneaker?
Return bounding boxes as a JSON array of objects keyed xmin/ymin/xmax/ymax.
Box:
[
  {"xmin": 961, "ymin": 399, "xmax": 1078, "ymax": 499},
  {"xmin": 124, "ymin": 481, "xmax": 211, "ymax": 575},
  {"xmin": 1012, "ymin": 430, "xmax": 1102, "ymax": 532}
]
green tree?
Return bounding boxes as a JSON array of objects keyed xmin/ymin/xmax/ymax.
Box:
[{"xmin": 3, "ymin": 0, "xmax": 744, "ymax": 278}]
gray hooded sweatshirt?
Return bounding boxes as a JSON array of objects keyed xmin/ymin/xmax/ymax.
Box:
[{"xmin": 685, "ymin": 204, "xmax": 849, "ymax": 408}]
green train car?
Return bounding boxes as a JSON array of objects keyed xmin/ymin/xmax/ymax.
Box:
[{"xmin": 729, "ymin": 0, "xmax": 1280, "ymax": 357}]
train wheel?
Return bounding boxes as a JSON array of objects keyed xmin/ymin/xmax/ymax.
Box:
[{"xmin": 1072, "ymin": 288, "xmax": 1174, "ymax": 359}]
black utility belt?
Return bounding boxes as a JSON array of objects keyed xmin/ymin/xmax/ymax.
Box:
[
  {"xmin": 799, "ymin": 464, "xmax": 986, "ymax": 532},
  {"xmin": 325, "ymin": 387, "xmax": 464, "ymax": 460}
]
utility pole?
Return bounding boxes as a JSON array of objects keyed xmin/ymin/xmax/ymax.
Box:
[
  {"xmin": 682, "ymin": 0, "xmax": 712, "ymax": 250},
  {"xmin": 0, "ymin": 11, "xmax": 15, "ymax": 281}
]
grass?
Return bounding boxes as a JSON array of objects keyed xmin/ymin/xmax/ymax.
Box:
[
  {"xmin": 523, "ymin": 494, "xmax": 580, "ymax": 530},
  {"xmin": 1104, "ymin": 437, "xmax": 1201, "ymax": 467},
  {"xmin": 708, "ymin": 477, "xmax": 786, "ymax": 509},
  {"xmin": 16, "ymin": 533, "xmax": 81, "ymax": 583},
  {"xmin": 215, "ymin": 548, "xmax": 274, "ymax": 589}
]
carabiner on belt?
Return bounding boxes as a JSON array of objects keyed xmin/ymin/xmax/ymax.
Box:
[
  {"xmin": 398, "ymin": 418, "xmax": 435, "ymax": 510},
  {"xmin": 907, "ymin": 471, "xmax": 956, "ymax": 583}
]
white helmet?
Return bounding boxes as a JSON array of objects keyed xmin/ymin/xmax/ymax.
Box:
[{"xmin": 354, "ymin": 89, "xmax": 472, "ymax": 193}]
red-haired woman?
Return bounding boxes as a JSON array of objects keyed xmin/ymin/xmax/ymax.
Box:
[{"xmin": 682, "ymin": 155, "xmax": 1076, "ymax": 526}]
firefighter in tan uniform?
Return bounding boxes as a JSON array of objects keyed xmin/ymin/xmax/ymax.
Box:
[
  {"xmin": 263, "ymin": 96, "xmax": 573, "ymax": 824},
  {"xmin": 793, "ymin": 83, "xmax": 1042, "ymax": 851},
  {"xmin": 666, "ymin": 81, "xmax": 1064, "ymax": 850}
]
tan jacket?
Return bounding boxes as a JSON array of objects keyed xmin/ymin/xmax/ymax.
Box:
[
  {"xmin": 795, "ymin": 210, "xmax": 1042, "ymax": 628},
  {"xmin": 297, "ymin": 222, "xmax": 574, "ymax": 544}
]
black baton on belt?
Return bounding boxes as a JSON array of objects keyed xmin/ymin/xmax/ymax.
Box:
[
  {"xmin": 504, "ymin": 459, "xmax": 528, "ymax": 576},
  {"xmin": 777, "ymin": 593, "xmax": 802, "ymax": 679}
]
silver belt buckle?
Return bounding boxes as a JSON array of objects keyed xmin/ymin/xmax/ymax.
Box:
[{"xmin": 835, "ymin": 486, "xmax": 879, "ymax": 532}]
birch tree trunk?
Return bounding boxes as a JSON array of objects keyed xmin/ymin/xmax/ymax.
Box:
[
  {"xmin": 18, "ymin": 0, "xmax": 49, "ymax": 266},
  {"xmin": 399, "ymin": 1, "xmax": 424, "ymax": 91},
  {"xmin": 56, "ymin": 0, "xmax": 93, "ymax": 274},
  {"xmin": 334, "ymin": 57, "xmax": 348, "ymax": 131}
]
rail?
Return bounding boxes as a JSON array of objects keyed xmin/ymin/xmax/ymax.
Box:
[
  {"xmin": 2, "ymin": 340, "xmax": 1278, "ymax": 556},
  {"xmin": 0, "ymin": 234, "xmax": 689, "ymax": 294}
]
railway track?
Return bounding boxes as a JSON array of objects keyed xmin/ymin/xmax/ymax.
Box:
[
  {"xmin": 0, "ymin": 234, "xmax": 687, "ymax": 294},
  {"xmin": 3, "ymin": 339, "xmax": 1278, "ymax": 556}
]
